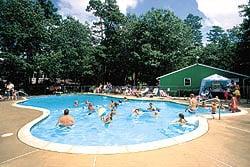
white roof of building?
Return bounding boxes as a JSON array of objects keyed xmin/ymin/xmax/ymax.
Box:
[{"xmin": 202, "ymin": 74, "xmax": 231, "ymax": 81}]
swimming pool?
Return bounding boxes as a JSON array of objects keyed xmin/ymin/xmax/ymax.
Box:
[
  {"xmin": 20, "ymin": 94, "xmax": 206, "ymax": 144},
  {"xmin": 17, "ymin": 94, "xmax": 212, "ymax": 153}
]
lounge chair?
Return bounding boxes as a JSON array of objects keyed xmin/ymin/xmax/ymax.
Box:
[
  {"xmin": 140, "ymin": 88, "xmax": 149, "ymax": 97},
  {"xmin": 152, "ymin": 88, "xmax": 159, "ymax": 96},
  {"xmin": 17, "ymin": 90, "xmax": 28, "ymax": 96},
  {"xmin": 160, "ymin": 90, "xmax": 169, "ymax": 97},
  {"xmin": 146, "ymin": 88, "xmax": 159, "ymax": 97}
]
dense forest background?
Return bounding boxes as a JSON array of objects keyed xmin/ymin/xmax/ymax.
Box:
[{"xmin": 0, "ymin": 0, "xmax": 249, "ymax": 91}]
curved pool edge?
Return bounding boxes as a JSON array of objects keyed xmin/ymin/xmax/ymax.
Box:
[
  {"xmin": 202, "ymin": 107, "xmax": 248, "ymax": 119},
  {"xmin": 13, "ymin": 99, "xmax": 208, "ymax": 154},
  {"xmin": 12, "ymin": 97, "xmax": 248, "ymax": 155}
]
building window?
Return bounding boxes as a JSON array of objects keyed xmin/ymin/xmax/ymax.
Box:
[{"xmin": 184, "ymin": 78, "xmax": 191, "ymax": 86}]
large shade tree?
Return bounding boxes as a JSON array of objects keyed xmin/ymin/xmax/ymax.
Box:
[
  {"xmin": 237, "ymin": 2, "xmax": 250, "ymax": 75},
  {"xmin": 184, "ymin": 13, "xmax": 203, "ymax": 46},
  {"xmin": 36, "ymin": 17, "xmax": 96, "ymax": 84},
  {"xmin": 0, "ymin": 0, "xmax": 247, "ymax": 94},
  {"xmin": 199, "ymin": 26, "xmax": 238, "ymax": 71},
  {"xmin": 128, "ymin": 9, "xmax": 195, "ymax": 84},
  {"xmin": 0, "ymin": 0, "xmax": 60, "ymax": 88},
  {"xmin": 86, "ymin": 0, "xmax": 126, "ymax": 84}
]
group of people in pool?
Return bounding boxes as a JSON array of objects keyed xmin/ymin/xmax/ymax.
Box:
[
  {"xmin": 131, "ymin": 102, "xmax": 160, "ymax": 117},
  {"xmin": 185, "ymin": 93, "xmax": 221, "ymax": 117},
  {"xmin": 57, "ymin": 97, "xmax": 164, "ymax": 127},
  {"xmin": 185, "ymin": 92, "xmax": 240, "ymax": 119},
  {"xmin": 58, "ymin": 92, "xmax": 240, "ymax": 127},
  {"xmin": 57, "ymin": 98, "xmax": 126, "ymax": 126},
  {"xmin": 57, "ymin": 108, "xmax": 188, "ymax": 127}
]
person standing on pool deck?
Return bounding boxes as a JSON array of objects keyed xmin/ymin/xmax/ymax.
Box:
[{"xmin": 57, "ymin": 109, "xmax": 75, "ymax": 126}]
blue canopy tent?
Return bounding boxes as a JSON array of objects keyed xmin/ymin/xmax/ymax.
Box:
[{"xmin": 199, "ymin": 74, "xmax": 231, "ymax": 96}]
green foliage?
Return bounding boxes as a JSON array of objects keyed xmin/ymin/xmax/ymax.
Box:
[
  {"xmin": 200, "ymin": 26, "xmax": 238, "ymax": 71},
  {"xmin": 129, "ymin": 9, "xmax": 195, "ymax": 84},
  {"xmin": 0, "ymin": 0, "xmax": 247, "ymax": 93},
  {"xmin": 237, "ymin": 2, "xmax": 250, "ymax": 75},
  {"xmin": 87, "ymin": 0, "xmax": 125, "ymax": 42},
  {"xmin": 207, "ymin": 26, "xmax": 226, "ymax": 43},
  {"xmin": 38, "ymin": 17, "xmax": 96, "ymax": 83},
  {"xmin": 0, "ymin": 52, "xmax": 28, "ymax": 83},
  {"xmin": 0, "ymin": 0, "xmax": 59, "ymax": 86},
  {"xmin": 184, "ymin": 14, "xmax": 203, "ymax": 45},
  {"xmin": 86, "ymin": 0, "xmax": 127, "ymax": 84}
]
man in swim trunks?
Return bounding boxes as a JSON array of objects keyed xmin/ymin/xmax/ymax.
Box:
[
  {"xmin": 186, "ymin": 94, "xmax": 198, "ymax": 113},
  {"xmin": 57, "ymin": 109, "xmax": 75, "ymax": 126}
]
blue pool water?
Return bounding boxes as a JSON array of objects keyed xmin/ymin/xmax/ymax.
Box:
[{"xmin": 20, "ymin": 94, "xmax": 218, "ymax": 146}]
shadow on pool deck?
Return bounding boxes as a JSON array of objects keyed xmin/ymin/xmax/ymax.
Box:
[{"xmin": 0, "ymin": 100, "xmax": 250, "ymax": 167}]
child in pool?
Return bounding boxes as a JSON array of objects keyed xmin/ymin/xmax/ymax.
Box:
[
  {"xmin": 201, "ymin": 100, "xmax": 208, "ymax": 109},
  {"xmin": 177, "ymin": 113, "xmax": 187, "ymax": 125},
  {"xmin": 101, "ymin": 112, "xmax": 114, "ymax": 124},
  {"xmin": 148, "ymin": 103, "xmax": 160, "ymax": 116},
  {"xmin": 211, "ymin": 101, "xmax": 218, "ymax": 119},
  {"xmin": 74, "ymin": 100, "xmax": 79, "ymax": 107},
  {"xmin": 87, "ymin": 102, "xmax": 95, "ymax": 115},
  {"xmin": 132, "ymin": 108, "xmax": 141, "ymax": 116}
]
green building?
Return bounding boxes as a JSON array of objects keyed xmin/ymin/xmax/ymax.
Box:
[{"xmin": 156, "ymin": 63, "xmax": 249, "ymax": 96}]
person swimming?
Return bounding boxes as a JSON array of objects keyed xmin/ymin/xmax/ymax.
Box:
[
  {"xmin": 101, "ymin": 112, "xmax": 114, "ymax": 124},
  {"xmin": 87, "ymin": 102, "xmax": 95, "ymax": 115},
  {"xmin": 148, "ymin": 103, "xmax": 156, "ymax": 111},
  {"xmin": 124, "ymin": 97, "xmax": 128, "ymax": 102},
  {"xmin": 57, "ymin": 109, "xmax": 75, "ymax": 126},
  {"xmin": 177, "ymin": 113, "xmax": 187, "ymax": 125},
  {"xmin": 109, "ymin": 100, "xmax": 119, "ymax": 110},
  {"xmin": 74, "ymin": 100, "xmax": 79, "ymax": 107},
  {"xmin": 147, "ymin": 103, "xmax": 160, "ymax": 116},
  {"xmin": 132, "ymin": 108, "xmax": 142, "ymax": 116}
]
